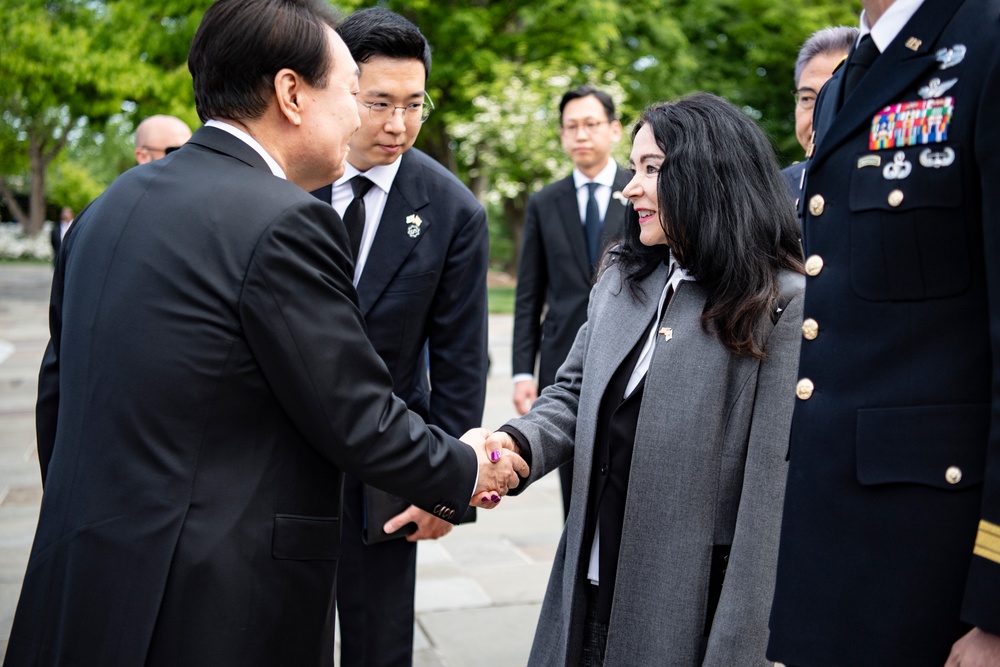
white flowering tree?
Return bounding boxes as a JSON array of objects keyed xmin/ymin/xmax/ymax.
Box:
[{"xmin": 451, "ymin": 65, "xmax": 629, "ymax": 271}]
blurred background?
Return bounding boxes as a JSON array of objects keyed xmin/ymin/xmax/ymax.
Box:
[{"xmin": 0, "ymin": 0, "xmax": 857, "ymax": 272}]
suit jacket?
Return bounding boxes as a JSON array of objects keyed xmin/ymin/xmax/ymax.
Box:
[
  {"xmin": 768, "ymin": 1, "xmax": 1000, "ymax": 664},
  {"xmin": 312, "ymin": 148, "xmax": 488, "ymax": 435},
  {"xmin": 4, "ymin": 127, "xmax": 477, "ymax": 666},
  {"xmin": 512, "ymin": 167, "xmax": 632, "ymax": 388},
  {"xmin": 508, "ymin": 261, "xmax": 803, "ymax": 666},
  {"xmin": 780, "ymin": 160, "xmax": 807, "ymax": 206}
]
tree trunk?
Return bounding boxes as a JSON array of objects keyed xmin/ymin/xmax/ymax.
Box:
[
  {"xmin": 24, "ymin": 135, "xmax": 47, "ymax": 236},
  {"xmin": 0, "ymin": 178, "xmax": 28, "ymax": 226}
]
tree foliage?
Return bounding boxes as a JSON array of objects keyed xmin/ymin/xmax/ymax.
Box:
[{"xmin": 1, "ymin": 0, "xmax": 857, "ymax": 258}]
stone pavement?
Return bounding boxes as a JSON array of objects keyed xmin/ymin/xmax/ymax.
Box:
[{"xmin": 0, "ymin": 263, "xmax": 563, "ymax": 665}]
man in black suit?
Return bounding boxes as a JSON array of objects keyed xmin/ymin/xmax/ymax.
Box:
[
  {"xmin": 768, "ymin": 0, "xmax": 1000, "ymax": 665},
  {"xmin": 512, "ymin": 86, "xmax": 631, "ymax": 517},
  {"xmin": 3, "ymin": 1, "xmax": 524, "ymax": 665},
  {"xmin": 781, "ymin": 26, "xmax": 857, "ymax": 201},
  {"xmin": 49, "ymin": 206, "xmax": 73, "ymax": 262},
  {"xmin": 310, "ymin": 9, "xmax": 488, "ymax": 666}
]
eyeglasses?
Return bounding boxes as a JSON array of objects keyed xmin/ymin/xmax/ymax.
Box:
[
  {"xmin": 560, "ymin": 120, "xmax": 609, "ymax": 135},
  {"xmin": 358, "ymin": 92, "xmax": 435, "ymax": 124},
  {"xmin": 793, "ymin": 89, "xmax": 818, "ymax": 111},
  {"xmin": 140, "ymin": 145, "xmax": 182, "ymax": 156}
]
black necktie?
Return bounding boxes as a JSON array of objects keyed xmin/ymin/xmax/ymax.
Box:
[
  {"xmin": 343, "ymin": 176, "xmax": 374, "ymax": 260},
  {"xmin": 584, "ymin": 182, "xmax": 601, "ymax": 272},
  {"xmin": 843, "ymin": 34, "xmax": 880, "ymax": 102}
]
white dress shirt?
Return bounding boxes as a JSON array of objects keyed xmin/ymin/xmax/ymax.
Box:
[
  {"xmin": 859, "ymin": 0, "xmax": 925, "ymax": 53},
  {"xmin": 205, "ymin": 120, "xmax": 286, "ymax": 179},
  {"xmin": 572, "ymin": 159, "xmax": 622, "ymax": 227},
  {"xmin": 328, "ymin": 158, "xmax": 404, "ymax": 286}
]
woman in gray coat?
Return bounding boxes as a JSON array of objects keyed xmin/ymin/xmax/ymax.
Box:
[{"xmin": 486, "ymin": 93, "xmax": 804, "ymax": 666}]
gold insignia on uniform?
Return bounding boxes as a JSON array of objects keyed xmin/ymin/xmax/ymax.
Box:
[
  {"xmin": 857, "ymin": 155, "xmax": 882, "ymax": 169},
  {"xmin": 905, "ymin": 37, "xmax": 922, "ymax": 51},
  {"xmin": 888, "ymin": 189, "xmax": 904, "ymax": 207},
  {"xmin": 659, "ymin": 327, "xmax": 673, "ymax": 342},
  {"xmin": 973, "ymin": 520, "xmax": 1000, "ymax": 565}
]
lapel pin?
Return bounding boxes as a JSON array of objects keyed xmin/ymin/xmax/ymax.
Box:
[
  {"xmin": 612, "ymin": 191, "xmax": 628, "ymax": 206},
  {"xmin": 905, "ymin": 37, "xmax": 922, "ymax": 51},
  {"xmin": 405, "ymin": 214, "xmax": 422, "ymax": 239},
  {"xmin": 936, "ymin": 45, "xmax": 966, "ymax": 69},
  {"xmin": 659, "ymin": 327, "xmax": 673, "ymax": 342},
  {"xmin": 919, "ymin": 77, "xmax": 957, "ymax": 99}
]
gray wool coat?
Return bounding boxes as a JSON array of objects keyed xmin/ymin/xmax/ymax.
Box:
[{"xmin": 508, "ymin": 260, "xmax": 803, "ymax": 666}]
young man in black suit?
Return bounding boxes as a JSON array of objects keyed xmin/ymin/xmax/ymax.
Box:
[
  {"xmin": 3, "ymin": 1, "xmax": 522, "ymax": 664},
  {"xmin": 511, "ymin": 86, "xmax": 631, "ymax": 517},
  {"xmin": 310, "ymin": 9, "xmax": 489, "ymax": 667},
  {"xmin": 768, "ymin": 0, "xmax": 1000, "ymax": 665}
]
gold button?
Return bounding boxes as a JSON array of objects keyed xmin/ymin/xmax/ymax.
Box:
[
  {"xmin": 945, "ymin": 466, "xmax": 962, "ymax": 485},
  {"xmin": 809, "ymin": 194, "xmax": 825, "ymax": 216},
  {"xmin": 795, "ymin": 378, "xmax": 814, "ymax": 400},
  {"xmin": 802, "ymin": 318, "xmax": 819, "ymax": 340},
  {"xmin": 805, "ymin": 255, "xmax": 824, "ymax": 276},
  {"xmin": 888, "ymin": 189, "xmax": 904, "ymax": 207}
]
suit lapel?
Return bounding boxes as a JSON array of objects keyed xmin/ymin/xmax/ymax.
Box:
[
  {"xmin": 553, "ymin": 176, "xmax": 592, "ymax": 282},
  {"xmin": 811, "ymin": 0, "xmax": 963, "ymax": 172},
  {"xmin": 601, "ymin": 167, "xmax": 632, "ymax": 248},
  {"xmin": 355, "ymin": 151, "xmax": 430, "ymax": 315},
  {"xmin": 585, "ymin": 262, "xmax": 670, "ymax": 406}
]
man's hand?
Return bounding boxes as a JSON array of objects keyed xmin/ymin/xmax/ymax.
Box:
[
  {"xmin": 383, "ymin": 505, "xmax": 452, "ymax": 542},
  {"xmin": 460, "ymin": 428, "xmax": 529, "ymax": 508},
  {"xmin": 512, "ymin": 380, "xmax": 537, "ymax": 416},
  {"xmin": 945, "ymin": 627, "xmax": 1000, "ymax": 667}
]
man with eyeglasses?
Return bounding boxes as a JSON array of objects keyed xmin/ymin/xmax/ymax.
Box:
[
  {"xmin": 133, "ymin": 114, "xmax": 192, "ymax": 165},
  {"xmin": 512, "ymin": 85, "xmax": 631, "ymax": 518},
  {"xmin": 310, "ymin": 8, "xmax": 488, "ymax": 667},
  {"xmin": 782, "ymin": 27, "xmax": 858, "ymax": 202}
]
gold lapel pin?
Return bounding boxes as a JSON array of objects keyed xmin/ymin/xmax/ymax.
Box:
[
  {"xmin": 905, "ymin": 37, "xmax": 922, "ymax": 51},
  {"xmin": 659, "ymin": 327, "xmax": 673, "ymax": 342}
]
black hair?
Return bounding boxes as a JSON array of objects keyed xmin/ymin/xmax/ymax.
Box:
[
  {"xmin": 608, "ymin": 92, "xmax": 803, "ymax": 359},
  {"xmin": 188, "ymin": 0, "xmax": 340, "ymax": 123},
  {"xmin": 559, "ymin": 86, "xmax": 616, "ymax": 124},
  {"xmin": 336, "ymin": 7, "xmax": 431, "ymax": 76}
]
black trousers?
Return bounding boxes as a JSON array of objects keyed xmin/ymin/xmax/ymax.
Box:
[
  {"xmin": 336, "ymin": 474, "xmax": 418, "ymax": 667},
  {"xmin": 581, "ymin": 584, "xmax": 609, "ymax": 667}
]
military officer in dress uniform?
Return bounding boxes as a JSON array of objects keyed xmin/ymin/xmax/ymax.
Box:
[{"xmin": 767, "ymin": 0, "xmax": 1000, "ymax": 666}]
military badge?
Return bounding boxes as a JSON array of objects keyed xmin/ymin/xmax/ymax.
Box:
[
  {"xmin": 882, "ymin": 152, "xmax": 912, "ymax": 180},
  {"xmin": 869, "ymin": 97, "xmax": 953, "ymax": 150},
  {"xmin": 936, "ymin": 44, "xmax": 966, "ymax": 69},
  {"xmin": 919, "ymin": 147, "xmax": 956, "ymax": 169},
  {"xmin": 918, "ymin": 78, "xmax": 957, "ymax": 99}
]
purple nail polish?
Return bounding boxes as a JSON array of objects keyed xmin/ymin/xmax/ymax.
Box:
[
  {"xmin": 490, "ymin": 450, "xmax": 501, "ymax": 462},
  {"xmin": 481, "ymin": 497, "xmax": 489, "ymax": 503},
  {"xmin": 491, "ymin": 494, "xmax": 500, "ymax": 503}
]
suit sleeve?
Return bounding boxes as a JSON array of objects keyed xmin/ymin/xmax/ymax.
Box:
[
  {"xmin": 961, "ymin": 44, "xmax": 1000, "ymax": 635},
  {"xmin": 703, "ymin": 293, "xmax": 803, "ymax": 665},
  {"xmin": 425, "ymin": 203, "xmax": 489, "ymax": 435},
  {"xmin": 512, "ymin": 193, "xmax": 547, "ymax": 378},
  {"xmin": 505, "ymin": 281, "xmax": 599, "ymax": 491},
  {"xmin": 239, "ymin": 198, "xmax": 477, "ymax": 523},
  {"xmin": 35, "ymin": 232, "xmax": 68, "ymax": 486}
]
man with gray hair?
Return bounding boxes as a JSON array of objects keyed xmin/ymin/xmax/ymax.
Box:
[{"xmin": 782, "ymin": 26, "xmax": 858, "ymax": 199}]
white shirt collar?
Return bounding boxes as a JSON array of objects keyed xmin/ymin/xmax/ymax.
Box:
[
  {"xmin": 859, "ymin": 0, "xmax": 925, "ymax": 53},
  {"xmin": 572, "ymin": 159, "xmax": 619, "ymax": 191},
  {"xmin": 205, "ymin": 120, "xmax": 286, "ymax": 179},
  {"xmin": 335, "ymin": 156, "xmax": 403, "ymax": 194}
]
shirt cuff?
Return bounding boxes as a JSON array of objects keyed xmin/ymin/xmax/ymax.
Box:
[{"xmin": 512, "ymin": 373, "xmax": 535, "ymax": 385}]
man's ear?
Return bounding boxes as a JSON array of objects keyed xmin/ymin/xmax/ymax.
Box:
[
  {"xmin": 274, "ymin": 68, "xmax": 304, "ymax": 126},
  {"xmin": 610, "ymin": 119, "xmax": 624, "ymax": 144}
]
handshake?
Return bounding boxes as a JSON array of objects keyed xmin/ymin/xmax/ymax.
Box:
[{"xmin": 461, "ymin": 428, "xmax": 527, "ymax": 509}]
